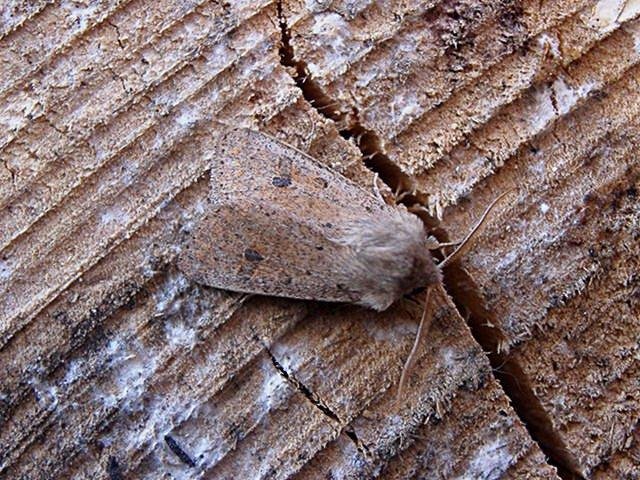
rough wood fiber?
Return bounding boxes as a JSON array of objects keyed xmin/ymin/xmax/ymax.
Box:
[
  {"xmin": 0, "ymin": 1, "xmax": 631, "ymax": 480},
  {"xmin": 0, "ymin": 3, "xmax": 551, "ymax": 480},
  {"xmin": 285, "ymin": 0, "xmax": 640, "ymax": 477}
]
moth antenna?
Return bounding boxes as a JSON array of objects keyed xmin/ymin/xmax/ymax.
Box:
[
  {"xmin": 397, "ymin": 286, "xmax": 433, "ymax": 402},
  {"xmin": 438, "ymin": 188, "xmax": 515, "ymax": 269}
]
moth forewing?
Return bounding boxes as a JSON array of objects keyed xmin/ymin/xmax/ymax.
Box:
[{"xmin": 178, "ymin": 125, "xmax": 440, "ymax": 310}]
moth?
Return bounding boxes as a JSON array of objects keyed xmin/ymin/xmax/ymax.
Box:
[{"xmin": 178, "ymin": 125, "xmax": 508, "ymax": 396}]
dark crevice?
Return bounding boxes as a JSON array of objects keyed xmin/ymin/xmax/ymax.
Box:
[
  {"xmin": 107, "ymin": 20, "xmax": 125, "ymax": 49},
  {"xmin": 266, "ymin": 344, "xmax": 340, "ymax": 423},
  {"xmin": 276, "ymin": 1, "xmax": 420, "ymax": 204},
  {"xmin": 443, "ymin": 265, "xmax": 586, "ymax": 480},
  {"xmin": 264, "ymin": 344, "xmax": 370, "ymax": 456},
  {"xmin": 276, "ymin": 4, "xmax": 583, "ymax": 478},
  {"xmin": 106, "ymin": 65, "xmax": 129, "ymax": 94}
]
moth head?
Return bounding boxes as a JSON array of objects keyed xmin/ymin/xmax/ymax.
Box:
[{"xmin": 332, "ymin": 207, "xmax": 442, "ymax": 311}]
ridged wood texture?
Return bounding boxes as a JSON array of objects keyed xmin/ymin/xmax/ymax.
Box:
[{"xmin": 0, "ymin": 0, "xmax": 637, "ymax": 479}]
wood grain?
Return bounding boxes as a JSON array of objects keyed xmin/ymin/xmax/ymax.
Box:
[{"xmin": 1, "ymin": 0, "xmax": 637, "ymax": 478}]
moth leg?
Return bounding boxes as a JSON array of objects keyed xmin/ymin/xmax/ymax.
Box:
[
  {"xmin": 434, "ymin": 239, "xmax": 463, "ymax": 256},
  {"xmin": 372, "ymin": 173, "xmax": 386, "ymax": 204},
  {"xmin": 425, "ymin": 235, "xmax": 440, "ymax": 250},
  {"xmin": 436, "ymin": 240, "xmax": 462, "ymax": 248},
  {"xmin": 397, "ymin": 286, "xmax": 434, "ymax": 402}
]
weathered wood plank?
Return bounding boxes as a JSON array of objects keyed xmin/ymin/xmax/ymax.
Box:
[
  {"xmin": 3, "ymin": 0, "xmax": 636, "ymax": 478},
  {"xmin": 285, "ymin": 0, "xmax": 640, "ymax": 477}
]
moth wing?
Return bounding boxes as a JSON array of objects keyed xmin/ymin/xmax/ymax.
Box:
[
  {"xmin": 207, "ymin": 126, "xmax": 383, "ymax": 214},
  {"xmin": 179, "ymin": 203, "xmax": 361, "ymax": 303},
  {"xmin": 178, "ymin": 126, "xmax": 391, "ymax": 304}
]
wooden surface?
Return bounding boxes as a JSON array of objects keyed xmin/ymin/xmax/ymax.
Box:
[{"xmin": 0, "ymin": 1, "xmax": 638, "ymax": 478}]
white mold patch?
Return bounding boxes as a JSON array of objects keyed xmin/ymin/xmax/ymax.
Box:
[
  {"xmin": 175, "ymin": 106, "xmax": 200, "ymax": 128},
  {"xmin": 460, "ymin": 438, "xmax": 513, "ymax": 480},
  {"xmin": 305, "ymin": 0, "xmax": 330, "ymax": 11},
  {"xmin": 99, "ymin": 206, "xmax": 130, "ymax": 226},
  {"xmin": 390, "ymin": 91, "xmax": 421, "ymax": 130},
  {"xmin": 0, "ymin": 257, "xmax": 14, "ymax": 282},
  {"xmin": 539, "ymin": 202, "xmax": 550, "ymax": 214},
  {"xmin": 306, "ymin": 12, "xmax": 356, "ymax": 77},
  {"xmin": 1, "ymin": 91, "xmax": 40, "ymax": 131},
  {"xmin": 528, "ymin": 86, "xmax": 556, "ymax": 133},
  {"xmin": 165, "ymin": 320, "xmax": 197, "ymax": 348},
  {"xmin": 439, "ymin": 348, "xmax": 461, "ymax": 370},
  {"xmin": 362, "ymin": 313, "xmax": 415, "ymax": 343},
  {"xmin": 62, "ymin": 358, "xmax": 84, "ymax": 386},
  {"xmin": 29, "ymin": 377, "xmax": 59, "ymax": 411},
  {"xmin": 538, "ymin": 33, "xmax": 561, "ymax": 59},
  {"xmin": 270, "ymin": 341, "xmax": 304, "ymax": 373},
  {"xmin": 153, "ymin": 271, "xmax": 190, "ymax": 316},
  {"xmin": 551, "ymin": 77, "xmax": 596, "ymax": 116},
  {"xmin": 259, "ymin": 363, "xmax": 288, "ymax": 411}
]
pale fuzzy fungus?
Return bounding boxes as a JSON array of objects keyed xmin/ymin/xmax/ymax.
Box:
[
  {"xmin": 29, "ymin": 376, "xmax": 60, "ymax": 411},
  {"xmin": 270, "ymin": 341, "xmax": 306, "ymax": 374},
  {"xmin": 153, "ymin": 271, "xmax": 190, "ymax": 316},
  {"xmin": 362, "ymin": 312, "xmax": 415, "ymax": 343},
  {"xmin": 537, "ymin": 33, "xmax": 561, "ymax": 59},
  {"xmin": 175, "ymin": 106, "xmax": 200, "ymax": 128},
  {"xmin": 99, "ymin": 206, "xmax": 130, "ymax": 226},
  {"xmin": 390, "ymin": 90, "xmax": 421, "ymax": 131},
  {"xmin": 259, "ymin": 361, "xmax": 290, "ymax": 411},
  {"xmin": 529, "ymin": 87, "xmax": 557, "ymax": 133},
  {"xmin": 306, "ymin": 12, "xmax": 359, "ymax": 77},
  {"xmin": 0, "ymin": 257, "xmax": 14, "ymax": 281},
  {"xmin": 460, "ymin": 438, "xmax": 514, "ymax": 480},
  {"xmin": 1, "ymin": 91, "xmax": 39, "ymax": 132},
  {"xmin": 439, "ymin": 347, "xmax": 462, "ymax": 370},
  {"xmin": 62, "ymin": 359, "xmax": 84, "ymax": 386},
  {"xmin": 539, "ymin": 202, "xmax": 550, "ymax": 214},
  {"xmin": 164, "ymin": 320, "xmax": 197, "ymax": 348}
]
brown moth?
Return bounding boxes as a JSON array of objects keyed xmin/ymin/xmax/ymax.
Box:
[{"xmin": 178, "ymin": 125, "xmax": 508, "ymax": 396}]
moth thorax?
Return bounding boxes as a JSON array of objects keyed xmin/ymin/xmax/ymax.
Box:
[
  {"xmin": 401, "ymin": 247, "xmax": 442, "ymax": 294},
  {"xmin": 334, "ymin": 208, "xmax": 442, "ymax": 311}
]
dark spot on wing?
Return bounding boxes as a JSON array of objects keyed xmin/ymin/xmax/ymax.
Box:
[
  {"xmin": 244, "ymin": 248, "xmax": 264, "ymax": 262},
  {"xmin": 272, "ymin": 175, "xmax": 292, "ymax": 187}
]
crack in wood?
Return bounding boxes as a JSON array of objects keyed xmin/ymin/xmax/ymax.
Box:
[
  {"xmin": 274, "ymin": 2, "xmax": 587, "ymax": 477},
  {"xmin": 276, "ymin": 0, "xmax": 418, "ymax": 204},
  {"xmin": 263, "ymin": 342, "xmax": 371, "ymax": 457}
]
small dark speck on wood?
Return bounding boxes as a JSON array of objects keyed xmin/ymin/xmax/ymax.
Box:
[
  {"xmin": 244, "ymin": 248, "xmax": 264, "ymax": 262},
  {"xmin": 272, "ymin": 175, "xmax": 292, "ymax": 187},
  {"xmin": 164, "ymin": 435, "xmax": 197, "ymax": 468},
  {"xmin": 107, "ymin": 456, "xmax": 124, "ymax": 480}
]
